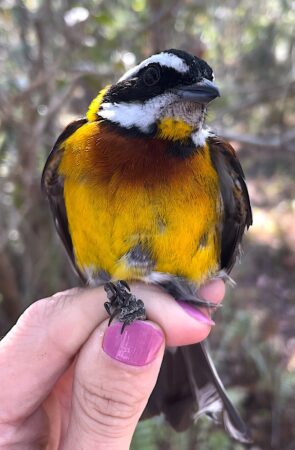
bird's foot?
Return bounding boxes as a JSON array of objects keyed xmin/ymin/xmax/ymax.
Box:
[{"xmin": 104, "ymin": 281, "xmax": 146, "ymax": 333}]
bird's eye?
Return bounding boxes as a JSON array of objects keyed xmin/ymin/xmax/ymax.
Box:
[{"xmin": 142, "ymin": 65, "xmax": 161, "ymax": 86}]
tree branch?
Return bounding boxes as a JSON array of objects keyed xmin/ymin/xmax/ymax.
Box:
[{"xmin": 216, "ymin": 128, "xmax": 295, "ymax": 150}]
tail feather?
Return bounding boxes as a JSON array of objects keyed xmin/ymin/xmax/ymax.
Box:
[
  {"xmin": 142, "ymin": 342, "xmax": 252, "ymax": 444},
  {"xmin": 182, "ymin": 343, "xmax": 252, "ymax": 443}
]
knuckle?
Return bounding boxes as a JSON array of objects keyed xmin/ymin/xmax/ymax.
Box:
[
  {"xmin": 15, "ymin": 295, "xmax": 74, "ymax": 356},
  {"xmin": 52, "ymin": 287, "xmax": 82, "ymax": 297},
  {"xmin": 17, "ymin": 298, "xmax": 48, "ymax": 330},
  {"xmin": 19, "ymin": 294, "xmax": 69, "ymax": 328},
  {"xmin": 75, "ymin": 378, "xmax": 143, "ymax": 437}
]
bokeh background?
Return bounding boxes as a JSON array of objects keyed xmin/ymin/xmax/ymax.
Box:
[{"xmin": 0, "ymin": 1, "xmax": 295, "ymax": 449}]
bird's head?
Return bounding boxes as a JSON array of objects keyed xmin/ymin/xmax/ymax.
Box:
[{"xmin": 87, "ymin": 49, "xmax": 220, "ymax": 147}]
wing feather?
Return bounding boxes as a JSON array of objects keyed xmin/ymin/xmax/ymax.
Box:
[
  {"xmin": 41, "ymin": 118, "xmax": 87, "ymax": 282},
  {"xmin": 208, "ymin": 135, "xmax": 252, "ymax": 273}
]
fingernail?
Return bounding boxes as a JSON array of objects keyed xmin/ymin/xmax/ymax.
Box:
[
  {"xmin": 103, "ymin": 321, "xmax": 164, "ymax": 366},
  {"xmin": 177, "ymin": 301, "xmax": 215, "ymax": 326}
]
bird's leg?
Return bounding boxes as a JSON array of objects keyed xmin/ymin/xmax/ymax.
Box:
[{"xmin": 104, "ymin": 281, "xmax": 146, "ymax": 333}]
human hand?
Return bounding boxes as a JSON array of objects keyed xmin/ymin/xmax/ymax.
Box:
[{"xmin": 0, "ymin": 280, "xmax": 224, "ymax": 450}]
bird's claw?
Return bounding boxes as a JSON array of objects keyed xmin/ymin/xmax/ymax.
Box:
[{"xmin": 104, "ymin": 281, "xmax": 146, "ymax": 332}]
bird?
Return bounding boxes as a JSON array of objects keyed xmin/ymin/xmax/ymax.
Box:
[{"xmin": 42, "ymin": 49, "xmax": 252, "ymax": 443}]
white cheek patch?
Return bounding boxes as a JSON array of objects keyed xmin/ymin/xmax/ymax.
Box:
[
  {"xmin": 99, "ymin": 93, "xmax": 178, "ymax": 132},
  {"xmin": 119, "ymin": 52, "xmax": 189, "ymax": 82}
]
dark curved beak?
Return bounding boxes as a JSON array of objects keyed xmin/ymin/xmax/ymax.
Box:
[{"xmin": 172, "ymin": 78, "xmax": 220, "ymax": 104}]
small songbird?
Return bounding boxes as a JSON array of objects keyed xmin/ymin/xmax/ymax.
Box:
[{"xmin": 42, "ymin": 49, "xmax": 252, "ymax": 443}]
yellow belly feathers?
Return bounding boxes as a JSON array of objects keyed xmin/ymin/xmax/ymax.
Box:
[{"xmin": 58, "ymin": 122, "xmax": 221, "ymax": 284}]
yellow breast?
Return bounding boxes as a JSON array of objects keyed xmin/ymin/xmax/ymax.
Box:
[{"xmin": 59, "ymin": 123, "xmax": 221, "ymax": 285}]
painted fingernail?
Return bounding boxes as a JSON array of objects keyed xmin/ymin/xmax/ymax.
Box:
[
  {"xmin": 103, "ymin": 321, "xmax": 164, "ymax": 366},
  {"xmin": 177, "ymin": 301, "xmax": 215, "ymax": 326}
]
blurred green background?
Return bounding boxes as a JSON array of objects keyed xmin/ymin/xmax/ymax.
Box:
[{"xmin": 0, "ymin": 0, "xmax": 295, "ymax": 449}]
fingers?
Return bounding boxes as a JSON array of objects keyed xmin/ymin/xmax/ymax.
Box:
[
  {"xmin": 0, "ymin": 278, "xmax": 225, "ymax": 426},
  {"xmin": 130, "ymin": 278, "xmax": 225, "ymax": 346},
  {"xmin": 198, "ymin": 278, "xmax": 225, "ymax": 303},
  {"xmin": 63, "ymin": 320, "xmax": 165, "ymax": 450},
  {"xmin": 0, "ymin": 287, "xmax": 109, "ymax": 423}
]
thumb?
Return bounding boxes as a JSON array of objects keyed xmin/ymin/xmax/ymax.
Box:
[{"xmin": 63, "ymin": 320, "xmax": 165, "ymax": 450}]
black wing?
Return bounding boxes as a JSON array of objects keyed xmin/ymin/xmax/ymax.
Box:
[
  {"xmin": 41, "ymin": 118, "xmax": 88, "ymax": 282},
  {"xmin": 208, "ymin": 135, "xmax": 252, "ymax": 273}
]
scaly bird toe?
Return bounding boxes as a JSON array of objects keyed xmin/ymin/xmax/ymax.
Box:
[{"xmin": 104, "ymin": 281, "xmax": 146, "ymax": 332}]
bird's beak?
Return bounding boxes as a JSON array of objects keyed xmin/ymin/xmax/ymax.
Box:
[{"xmin": 172, "ymin": 78, "xmax": 220, "ymax": 104}]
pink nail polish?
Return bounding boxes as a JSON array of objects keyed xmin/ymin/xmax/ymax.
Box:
[
  {"xmin": 178, "ymin": 301, "xmax": 215, "ymax": 326},
  {"xmin": 103, "ymin": 322, "xmax": 164, "ymax": 366}
]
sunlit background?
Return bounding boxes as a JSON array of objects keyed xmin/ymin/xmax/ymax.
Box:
[{"xmin": 0, "ymin": 1, "xmax": 295, "ymax": 449}]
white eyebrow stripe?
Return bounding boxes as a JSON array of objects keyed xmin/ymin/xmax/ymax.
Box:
[{"xmin": 119, "ymin": 52, "xmax": 189, "ymax": 82}]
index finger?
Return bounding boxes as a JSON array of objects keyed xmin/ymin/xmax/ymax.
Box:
[{"xmin": 131, "ymin": 279, "xmax": 224, "ymax": 346}]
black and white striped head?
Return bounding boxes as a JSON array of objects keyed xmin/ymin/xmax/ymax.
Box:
[{"xmin": 98, "ymin": 49, "xmax": 220, "ymax": 146}]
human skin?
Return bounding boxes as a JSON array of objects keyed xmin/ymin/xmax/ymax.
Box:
[{"xmin": 0, "ymin": 280, "xmax": 225, "ymax": 450}]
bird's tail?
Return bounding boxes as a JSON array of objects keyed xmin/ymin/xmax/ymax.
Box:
[{"xmin": 141, "ymin": 342, "xmax": 252, "ymax": 444}]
